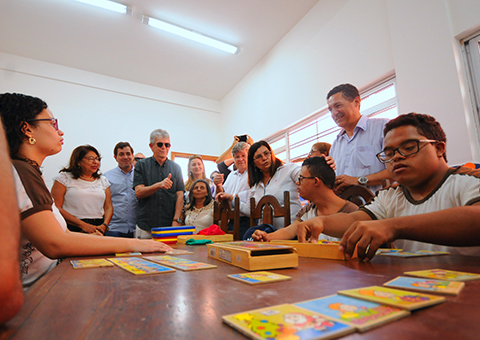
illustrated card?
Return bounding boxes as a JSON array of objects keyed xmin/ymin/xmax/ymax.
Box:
[
  {"xmin": 107, "ymin": 257, "xmax": 175, "ymax": 275},
  {"xmin": 115, "ymin": 252, "xmax": 142, "ymax": 257},
  {"xmin": 222, "ymin": 304, "xmax": 354, "ymax": 340},
  {"xmin": 337, "ymin": 286, "xmax": 445, "ymax": 311},
  {"xmin": 376, "ymin": 249, "xmax": 450, "ymax": 257},
  {"xmin": 143, "ymin": 255, "xmax": 217, "ymax": 271},
  {"xmin": 228, "ymin": 271, "xmax": 292, "ymax": 285},
  {"xmin": 294, "ymin": 294, "xmax": 409, "ymax": 332},
  {"xmin": 165, "ymin": 249, "xmax": 194, "ymax": 255},
  {"xmin": 70, "ymin": 259, "xmax": 114, "ymax": 269},
  {"xmin": 384, "ymin": 276, "xmax": 464, "ymax": 296},
  {"xmin": 404, "ymin": 269, "xmax": 480, "ymax": 282}
]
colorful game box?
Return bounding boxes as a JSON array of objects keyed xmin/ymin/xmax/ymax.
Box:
[
  {"xmin": 207, "ymin": 241, "xmax": 298, "ymax": 271},
  {"xmin": 271, "ymin": 239, "xmax": 357, "ymax": 260},
  {"xmin": 222, "ymin": 304, "xmax": 354, "ymax": 340},
  {"xmin": 228, "ymin": 271, "xmax": 292, "ymax": 285},
  {"xmin": 107, "ymin": 257, "xmax": 175, "ymax": 275},
  {"xmin": 177, "ymin": 234, "xmax": 233, "ymax": 243},
  {"xmin": 294, "ymin": 294, "xmax": 410, "ymax": 332},
  {"xmin": 70, "ymin": 259, "xmax": 114, "ymax": 269},
  {"xmin": 404, "ymin": 269, "xmax": 480, "ymax": 281},
  {"xmin": 383, "ymin": 276, "xmax": 464, "ymax": 296},
  {"xmin": 151, "ymin": 226, "xmax": 195, "ymax": 244},
  {"xmin": 337, "ymin": 286, "xmax": 445, "ymax": 310},
  {"xmin": 143, "ymin": 255, "xmax": 217, "ymax": 271}
]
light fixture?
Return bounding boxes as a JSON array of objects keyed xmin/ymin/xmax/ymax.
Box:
[
  {"xmin": 143, "ymin": 16, "xmax": 239, "ymax": 55},
  {"xmin": 73, "ymin": 0, "xmax": 131, "ymax": 15}
]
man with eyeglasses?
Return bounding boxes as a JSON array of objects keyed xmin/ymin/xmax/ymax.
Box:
[
  {"xmin": 297, "ymin": 113, "xmax": 480, "ymax": 261},
  {"xmin": 133, "ymin": 129, "xmax": 185, "ymax": 239},
  {"xmin": 104, "ymin": 142, "xmax": 137, "ymax": 238},
  {"xmin": 327, "ymin": 83, "xmax": 392, "ymax": 194},
  {"xmin": 133, "ymin": 153, "xmax": 145, "ymax": 166},
  {"xmin": 251, "ymin": 156, "xmax": 358, "ymax": 242}
]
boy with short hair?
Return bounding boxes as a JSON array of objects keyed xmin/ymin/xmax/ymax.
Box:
[{"xmin": 297, "ymin": 113, "xmax": 480, "ymax": 261}]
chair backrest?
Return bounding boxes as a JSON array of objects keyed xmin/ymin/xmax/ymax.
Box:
[
  {"xmin": 339, "ymin": 185, "xmax": 374, "ymax": 206},
  {"xmin": 213, "ymin": 196, "xmax": 241, "ymax": 240},
  {"xmin": 250, "ymin": 191, "xmax": 291, "ymax": 228}
]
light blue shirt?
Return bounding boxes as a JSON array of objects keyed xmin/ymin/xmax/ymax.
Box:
[
  {"xmin": 330, "ymin": 115, "xmax": 389, "ymax": 192},
  {"xmin": 104, "ymin": 166, "xmax": 137, "ymax": 233}
]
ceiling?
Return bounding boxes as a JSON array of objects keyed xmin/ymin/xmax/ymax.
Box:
[{"xmin": 0, "ymin": 0, "xmax": 320, "ymax": 100}]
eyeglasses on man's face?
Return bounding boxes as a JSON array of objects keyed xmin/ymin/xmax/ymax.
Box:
[
  {"xmin": 84, "ymin": 156, "xmax": 101, "ymax": 162},
  {"xmin": 156, "ymin": 142, "xmax": 171, "ymax": 148},
  {"xmin": 253, "ymin": 150, "xmax": 271, "ymax": 161},
  {"xmin": 27, "ymin": 118, "xmax": 59, "ymax": 131},
  {"xmin": 376, "ymin": 139, "xmax": 438, "ymax": 163},
  {"xmin": 297, "ymin": 175, "xmax": 316, "ymax": 184}
]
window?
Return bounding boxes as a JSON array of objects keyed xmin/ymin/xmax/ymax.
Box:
[
  {"xmin": 266, "ymin": 76, "xmax": 398, "ymax": 163},
  {"xmin": 170, "ymin": 152, "xmax": 218, "ymax": 182},
  {"xmin": 464, "ymin": 33, "xmax": 480, "ymax": 136}
]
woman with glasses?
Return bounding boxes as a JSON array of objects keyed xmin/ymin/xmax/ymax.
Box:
[
  {"xmin": 0, "ymin": 93, "xmax": 171, "ymax": 287},
  {"xmin": 243, "ymin": 141, "xmax": 302, "ymax": 229},
  {"xmin": 51, "ymin": 145, "xmax": 112, "ymax": 235}
]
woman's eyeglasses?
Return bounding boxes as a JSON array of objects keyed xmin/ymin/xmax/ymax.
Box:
[
  {"xmin": 84, "ymin": 156, "xmax": 101, "ymax": 162},
  {"xmin": 253, "ymin": 150, "xmax": 271, "ymax": 161},
  {"xmin": 27, "ymin": 118, "xmax": 59, "ymax": 131},
  {"xmin": 156, "ymin": 142, "xmax": 171, "ymax": 148}
]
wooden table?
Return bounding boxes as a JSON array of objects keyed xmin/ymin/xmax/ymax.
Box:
[{"xmin": 2, "ymin": 245, "xmax": 479, "ymax": 340}]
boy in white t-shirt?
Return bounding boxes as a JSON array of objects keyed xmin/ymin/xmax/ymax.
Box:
[
  {"xmin": 297, "ymin": 113, "xmax": 480, "ymax": 261},
  {"xmin": 252, "ymin": 156, "xmax": 358, "ymax": 242}
]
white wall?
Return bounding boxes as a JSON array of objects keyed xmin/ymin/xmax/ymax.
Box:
[
  {"xmin": 0, "ymin": 52, "xmax": 222, "ymax": 187},
  {"xmin": 221, "ymin": 0, "xmax": 480, "ymax": 165}
]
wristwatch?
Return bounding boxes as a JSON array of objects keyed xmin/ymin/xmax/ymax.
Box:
[
  {"xmin": 358, "ymin": 176, "xmax": 369, "ymax": 186},
  {"xmin": 175, "ymin": 218, "xmax": 182, "ymax": 224}
]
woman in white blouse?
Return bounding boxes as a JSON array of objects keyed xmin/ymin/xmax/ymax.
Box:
[
  {"xmin": 241, "ymin": 141, "xmax": 302, "ymax": 229},
  {"xmin": 51, "ymin": 145, "xmax": 113, "ymax": 235},
  {"xmin": 182, "ymin": 179, "xmax": 214, "ymax": 233}
]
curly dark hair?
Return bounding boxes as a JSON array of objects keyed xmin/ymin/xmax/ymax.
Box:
[
  {"xmin": 60, "ymin": 145, "xmax": 102, "ymax": 179},
  {"xmin": 384, "ymin": 113, "xmax": 447, "ymax": 162},
  {"xmin": 0, "ymin": 93, "xmax": 47, "ymax": 158}
]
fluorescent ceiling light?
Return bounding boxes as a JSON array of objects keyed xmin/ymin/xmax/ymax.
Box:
[
  {"xmin": 73, "ymin": 0, "xmax": 130, "ymax": 15},
  {"xmin": 143, "ymin": 16, "xmax": 239, "ymax": 55}
]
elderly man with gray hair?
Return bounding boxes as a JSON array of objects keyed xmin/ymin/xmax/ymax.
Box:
[
  {"xmin": 215, "ymin": 141, "xmax": 251, "ymax": 238},
  {"xmin": 133, "ymin": 129, "xmax": 185, "ymax": 239}
]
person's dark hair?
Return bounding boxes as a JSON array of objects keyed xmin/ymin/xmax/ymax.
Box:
[
  {"xmin": 0, "ymin": 93, "xmax": 48, "ymax": 158},
  {"xmin": 302, "ymin": 157, "xmax": 336, "ymax": 189},
  {"xmin": 185, "ymin": 179, "xmax": 212, "ymax": 211},
  {"xmin": 113, "ymin": 142, "xmax": 133, "ymax": 156},
  {"xmin": 61, "ymin": 145, "xmax": 102, "ymax": 179},
  {"xmin": 248, "ymin": 141, "xmax": 283, "ymax": 187},
  {"xmin": 311, "ymin": 142, "xmax": 331, "ymax": 156},
  {"xmin": 384, "ymin": 113, "xmax": 447, "ymax": 162},
  {"xmin": 326, "ymin": 83, "xmax": 360, "ymax": 102}
]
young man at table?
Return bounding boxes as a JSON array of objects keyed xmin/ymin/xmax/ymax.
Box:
[
  {"xmin": 251, "ymin": 156, "xmax": 358, "ymax": 242},
  {"xmin": 296, "ymin": 113, "xmax": 480, "ymax": 261}
]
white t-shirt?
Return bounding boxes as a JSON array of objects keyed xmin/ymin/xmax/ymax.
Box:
[
  {"xmin": 239, "ymin": 163, "xmax": 302, "ymax": 229},
  {"xmin": 361, "ymin": 167, "xmax": 480, "ymax": 256},
  {"xmin": 184, "ymin": 200, "xmax": 214, "ymax": 233},
  {"xmin": 54, "ymin": 172, "xmax": 110, "ymax": 219},
  {"xmin": 223, "ymin": 169, "xmax": 249, "ymax": 216}
]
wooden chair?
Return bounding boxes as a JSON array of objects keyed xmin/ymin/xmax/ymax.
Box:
[
  {"xmin": 214, "ymin": 196, "xmax": 241, "ymax": 240},
  {"xmin": 339, "ymin": 185, "xmax": 374, "ymax": 206},
  {"xmin": 250, "ymin": 191, "xmax": 291, "ymax": 228}
]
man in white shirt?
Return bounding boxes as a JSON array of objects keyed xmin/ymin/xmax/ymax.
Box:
[{"xmin": 215, "ymin": 142, "xmax": 250, "ymax": 238}]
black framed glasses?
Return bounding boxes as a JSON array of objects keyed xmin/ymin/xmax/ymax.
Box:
[
  {"xmin": 27, "ymin": 118, "xmax": 59, "ymax": 131},
  {"xmin": 376, "ymin": 139, "xmax": 438, "ymax": 163},
  {"xmin": 156, "ymin": 142, "xmax": 171, "ymax": 148},
  {"xmin": 297, "ymin": 175, "xmax": 316, "ymax": 184},
  {"xmin": 134, "ymin": 157, "xmax": 144, "ymax": 162}
]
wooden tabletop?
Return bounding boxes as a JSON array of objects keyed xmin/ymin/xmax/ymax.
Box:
[{"xmin": 2, "ymin": 245, "xmax": 479, "ymax": 340}]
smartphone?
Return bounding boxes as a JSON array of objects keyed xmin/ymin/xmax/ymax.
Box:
[{"xmin": 237, "ymin": 135, "xmax": 247, "ymax": 142}]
